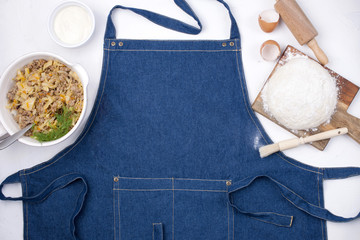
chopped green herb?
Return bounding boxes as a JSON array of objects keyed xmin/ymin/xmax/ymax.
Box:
[{"xmin": 31, "ymin": 106, "xmax": 77, "ymax": 142}]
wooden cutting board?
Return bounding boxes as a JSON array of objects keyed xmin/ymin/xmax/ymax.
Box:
[{"xmin": 252, "ymin": 45, "xmax": 360, "ymax": 150}]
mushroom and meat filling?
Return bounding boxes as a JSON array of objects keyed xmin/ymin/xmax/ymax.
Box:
[{"xmin": 6, "ymin": 59, "xmax": 84, "ymax": 142}]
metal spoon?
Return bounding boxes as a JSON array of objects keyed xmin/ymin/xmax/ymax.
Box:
[
  {"xmin": 0, "ymin": 133, "xmax": 10, "ymax": 141},
  {"xmin": 0, "ymin": 124, "xmax": 33, "ymax": 150}
]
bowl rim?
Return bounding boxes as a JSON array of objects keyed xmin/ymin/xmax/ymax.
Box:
[
  {"xmin": 0, "ymin": 51, "xmax": 88, "ymax": 147},
  {"xmin": 48, "ymin": 0, "xmax": 95, "ymax": 48}
]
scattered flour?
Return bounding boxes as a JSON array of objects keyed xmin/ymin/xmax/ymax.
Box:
[{"xmin": 262, "ymin": 58, "xmax": 338, "ymax": 130}]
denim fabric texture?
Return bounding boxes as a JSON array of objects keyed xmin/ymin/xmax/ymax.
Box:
[{"xmin": 1, "ymin": 1, "xmax": 360, "ymax": 239}]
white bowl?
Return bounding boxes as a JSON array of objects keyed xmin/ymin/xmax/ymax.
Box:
[
  {"xmin": 0, "ymin": 52, "xmax": 89, "ymax": 147},
  {"xmin": 48, "ymin": 0, "xmax": 95, "ymax": 48}
]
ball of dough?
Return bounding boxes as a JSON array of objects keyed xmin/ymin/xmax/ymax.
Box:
[{"xmin": 262, "ymin": 58, "xmax": 337, "ymax": 130}]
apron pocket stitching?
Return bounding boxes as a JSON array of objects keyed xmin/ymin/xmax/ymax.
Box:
[
  {"xmin": 113, "ymin": 189, "xmax": 227, "ymax": 192},
  {"xmin": 113, "ymin": 176, "xmax": 230, "ymax": 239},
  {"xmin": 113, "ymin": 183, "xmax": 116, "ymax": 240},
  {"xmin": 119, "ymin": 179, "xmax": 121, "ymax": 240},
  {"xmin": 227, "ymin": 185, "xmax": 229, "ymax": 240}
]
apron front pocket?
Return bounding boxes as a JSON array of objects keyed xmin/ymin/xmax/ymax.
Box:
[{"xmin": 113, "ymin": 176, "xmax": 233, "ymax": 240}]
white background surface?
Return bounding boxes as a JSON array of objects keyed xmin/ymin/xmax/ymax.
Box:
[{"xmin": 0, "ymin": 0, "xmax": 360, "ymax": 239}]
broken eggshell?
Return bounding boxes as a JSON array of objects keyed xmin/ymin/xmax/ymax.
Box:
[
  {"xmin": 258, "ymin": 9, "xmax": 280, "ymax": 33},
  {"xmin": 260, "ymin": 40, "xmax": 281, "ymax": 61}
]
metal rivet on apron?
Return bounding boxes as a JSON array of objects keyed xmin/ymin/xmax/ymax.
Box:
[
  {"xmin": 114, "ymin": 177, "xmax": 119, "ymax": 182},
  {"xmin": 119, "ymin": 42, "xmax": 124, "ymax": 47},
  {"xmin": 226, "ymin": 180, "xmax": 232, "ymax": 186},
  {"xmin": 222, "ymin": 42, "xmax": 227, "ymax": 47},
  {"xmin": 111, "ymin": 41, "xmax": 116, "ymax": 46},
  {"xmin": 229, "ymin": 42, "xmax": 234, "ymax": 47}
]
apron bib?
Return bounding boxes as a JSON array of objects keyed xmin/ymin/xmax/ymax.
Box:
[{"xmin": 1, "ymin": 1, "xmax": 360, "ymax": 239}]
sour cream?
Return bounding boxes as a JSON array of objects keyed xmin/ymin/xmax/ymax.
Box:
[{"xmin": 50, "ymin": 2, "xmax": 94, "ymax": 47}]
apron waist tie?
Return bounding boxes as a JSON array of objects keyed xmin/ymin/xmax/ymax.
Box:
[
  {"xmin": 228, "ymin": 176, "xmax": 293, "ymax": 227},
  {"xmin": 0, "ymin": 171, "xmax": 87, "ymax": 239},
  {"xmin": 228, "ymin": 171, "xmax": 360, "ymax": 227},
  {"xmin": 152, "ymin": 223, "xmax": 163, "ymax": 240}
]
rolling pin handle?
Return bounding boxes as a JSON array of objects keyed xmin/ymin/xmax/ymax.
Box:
[{"xmin": 307, "ymin": 38, "xmax": 328, "ymax": 65}]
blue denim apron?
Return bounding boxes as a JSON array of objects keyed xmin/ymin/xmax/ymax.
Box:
[{"xmin": 1, "ymin": 1, "xmax": 360, "ymax": 239}]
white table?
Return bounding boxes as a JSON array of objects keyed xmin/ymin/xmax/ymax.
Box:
[{"xmin": 1, "ymin": 0, "xmax": 359, "ymax": 239}]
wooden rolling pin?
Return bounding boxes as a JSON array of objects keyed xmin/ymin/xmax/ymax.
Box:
[
  {"xmin": 259, "ymin": 128, "xmax": 348, "ymax": 158},
  {"xmin": 274, "ymin": 0, "xmax": 328, "ymax": 65}
]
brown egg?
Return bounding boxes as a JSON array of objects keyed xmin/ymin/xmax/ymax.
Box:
[
  {"xmin": 258, "ymin": 9, "xmax": 280, "ymax": 33},
  {"xmin": 260, "ymin": 40, "xmax": 281, "ymax": 61}
]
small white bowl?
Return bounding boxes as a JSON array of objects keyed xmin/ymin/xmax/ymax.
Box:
[
  {"xmin": 48, "ymin": 1, "xmax": 95, "ymax": 48},
  {"xmin": 0, "ymin": 52, "xmax": 89, "ymax": 147}
]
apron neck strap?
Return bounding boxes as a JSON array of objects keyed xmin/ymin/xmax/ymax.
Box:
[{"xmin": 104, "ymin": 0, "xmax": 240, "ymax": 39}]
